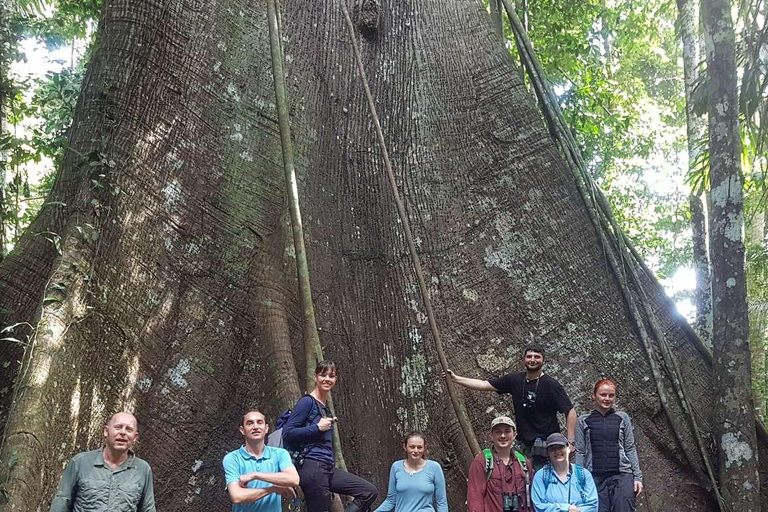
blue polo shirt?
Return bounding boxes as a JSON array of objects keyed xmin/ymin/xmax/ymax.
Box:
[{"xmin": 222, "ymin": 445, "xmax": 294, "ymax": 512}]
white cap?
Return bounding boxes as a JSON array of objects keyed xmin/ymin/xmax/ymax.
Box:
[{"xmin": 490, "ymin": 416, "xmax": 516, "ymax": 430}]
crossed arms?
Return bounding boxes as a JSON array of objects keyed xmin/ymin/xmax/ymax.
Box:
[{"xmin": 226, "ymin": 465, "xmax": 300, "ymax": 505}]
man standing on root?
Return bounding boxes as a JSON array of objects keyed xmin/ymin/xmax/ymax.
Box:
[
  {"xmin": 50, "ymin": 412, "xmax": 156, "ymax": 512},
  {"xmin": 223, "ymin": 409, "xmax": 300, "ymax": 512},
  {"xmin": 447, "ymin": 346, "xmax": 576, "ymax": 470}
]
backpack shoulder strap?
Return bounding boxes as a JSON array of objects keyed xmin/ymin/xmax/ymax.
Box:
[
  {"xmin": 483, "ymin": 448, "xmax": 493, "ymax": 480},
  {"xmin": 306, "ymin": 395, "xmax": 321, "ymax": 422},
  {"xmin": 515, "ymin": 451, "xmax": 531, "ymax": 510},
  {"xmin": 514, "ymin": 451, "xmax": 527, "ymax": 472},
  {"xmin": 284, "ymin": 395, "xmax": 322, "ymax": 464},
  {"xmin": 572, "ymin": 464, "xmax": 587, "ymax": 500},
  {"xmin": 542, "ymin": 464, "xmax": 552, "ymax": 493}
]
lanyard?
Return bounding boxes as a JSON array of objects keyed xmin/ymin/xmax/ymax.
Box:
[
  {"xmin": 521, "ymin": 374, "xmax": 541, "ymax": 407},
  {"xmin": 494, "ymin": 456, "xmax": 519, "ymax": 496}
]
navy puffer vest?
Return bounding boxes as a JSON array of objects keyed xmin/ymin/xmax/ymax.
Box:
[{"xmin": 585, "ymin": 409, "xmax": 621, "ymax": 475}]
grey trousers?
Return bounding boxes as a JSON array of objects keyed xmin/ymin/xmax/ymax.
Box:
[{"xmin": 593, "ymin": 472, "xmax": 636, "ymax": 512}]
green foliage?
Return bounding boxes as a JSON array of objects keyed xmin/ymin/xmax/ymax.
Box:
[
  {"xmin": 30, "ymin": 67, "xmax": 84, "ymax": 160},
  {"xmin": 491, "ymin": 0, "xmax": 766, "ymax": 311},
  {"xmin": 683, "ymin": 0, "xmax": 768, "ymax": 206},
  {"xmin": 520, "ymin": 0, "xmax": 683, "ymax": 178},
  {"xmin": 603, "ymin": 169, "xmax": 692, "ymax": 279},
  {"xmin": 1, "ymin": 0, "xmax": 96, "ymax": 256},
  {"xmin": 20, "ymin": 0, "xmax": 101, "ymax": 48},
  {"xmin": 490, "ymin": 0, "xmax": 691, "ymax": 275},
  {"xmin": 1, "ymin": 66, "xmax": 84, "ymax": 251}
]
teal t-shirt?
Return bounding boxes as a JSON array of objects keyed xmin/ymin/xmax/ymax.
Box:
[{"xmin": 222, "ymin": 445, "xmax": 293, "ymax": 512}]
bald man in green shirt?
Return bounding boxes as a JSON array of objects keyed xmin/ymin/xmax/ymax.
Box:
[{"xmin": 49, "ymin": 412, "xmax": 156, "ymax": 512}]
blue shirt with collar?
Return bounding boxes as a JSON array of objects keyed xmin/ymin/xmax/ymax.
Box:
[
  {"xmin": 222, "ymin": 445, "xmax": 294, "ymax": 512},
  {"xmin": 531, "ymin": 463, "xmax": 598, "ymax": 512}
]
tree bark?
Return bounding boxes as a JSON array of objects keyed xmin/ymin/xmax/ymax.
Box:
[
  {"xmin": 0, "ymin": 0, "xmax": 765, "ymax": 510},
  {"xmin": 677, "ymin": 0, "xmax": 712, "ymax": 348},
  {"xmin": 702, "ymin": 0, "xmax": 761, "ymax": 507},
  {"xmin": 747, "ymin": 211, "xmax": 767, "ymax": 422},
  {"xmin": 690, "ymin": 195, "xmax": 712, "ymax": 343},
  {"xmin": 0, "ymin": 0, "xmax": 9, "ymax": 261},
  {"xmin": 749, "ymin": 301, "xmax": 767, "ymax": 423}
]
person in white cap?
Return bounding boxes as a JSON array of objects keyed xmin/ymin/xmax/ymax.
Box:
[
  {"xmin": 468, "ymin": 416, "xmax": 534, "ymax": 512},
  {"xmin": 531, "ymin": 433, "xmax": 598, "ymax": 512}
]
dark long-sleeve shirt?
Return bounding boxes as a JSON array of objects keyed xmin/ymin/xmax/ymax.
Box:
[{"xmin": 282, "ymin": 395, "xmax": 334, "ymax": 464}]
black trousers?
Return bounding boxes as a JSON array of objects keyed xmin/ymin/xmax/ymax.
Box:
[
  {"xmin": 593, "ymin": 472, "xmax": 636, "ymax": 512},
  {"xmin": 298, "ymin": 458, "xmax": 378, "ymax": 512},
  {"xmin": 518, "ymin": 441, "xmax": 548, "ymax": 472}
]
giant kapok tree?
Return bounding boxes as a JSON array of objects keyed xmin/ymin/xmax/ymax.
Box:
[{"xmin": 0, "ymin": 0, "xmax": 766, "ymax": 510}]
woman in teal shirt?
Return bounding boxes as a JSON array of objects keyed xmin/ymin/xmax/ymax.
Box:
[
  {"xmin": 532, "ymin": 433, "xmax": 598, "ymax": 512},
  {"xmin": 375, "ymin": 432, "xmax": 449, "ymax": 512}
]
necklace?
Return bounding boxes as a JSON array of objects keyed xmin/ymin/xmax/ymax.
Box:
[{"xmin": 404, "ymin": 460, "xmax": 426, "ymax": 476}]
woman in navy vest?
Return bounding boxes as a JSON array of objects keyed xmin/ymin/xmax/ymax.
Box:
[
  {"xmin": 574, "ymin": 380, "xmax": 643, "ymax": 512},
  {"xmin": 282, "ymin": 361, "xmax": 378, "ymax": 512}
]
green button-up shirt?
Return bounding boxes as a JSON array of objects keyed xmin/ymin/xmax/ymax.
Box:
[{"xmin": 49, "ymin": 449, "xmax": 156, "ymax": 512}]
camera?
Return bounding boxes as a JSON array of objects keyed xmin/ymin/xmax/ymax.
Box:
[
  {"xmin": 522, "ymin": 390, "xmax": 537, "ymax": 409},
  {"xmin": 502, "ymin": 492, "xmax": 520, "ymax": 512}
]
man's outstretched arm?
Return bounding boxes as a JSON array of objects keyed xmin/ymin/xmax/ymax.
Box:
[
  {"xmin": 446, "ymin": 369, "xmax": 497, "ymax": 391},
  {"xmin": 566, "ymin": 408, "xmax": 577, "ymax": 442}
]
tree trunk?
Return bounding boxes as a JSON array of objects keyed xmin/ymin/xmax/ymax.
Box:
[
  {"xmin": 690, "ymin": 195, "xmax": 712, "ymax": 343},
  {"xmin": 0, "ymin": 0, "xmax": 9, "ymax": 262},
  {"xmin": 677, "ymin": 0, "xmax": 712, "ymax": 348},
  {"xmin": 0, "ymin": 0, "xmax": 767, "ymax": 510},
  {"xmin": 702, "ymin": 0, "xmax": 761, "ymax": 507},
  {"xmin": 600, "ymin": 0, "xmax": 614, "ymax": 79},
  {"xmin": 748, "ymin": 211, "xmax": 767, "ymax": 423},
  {"xmin": 749, "ymin": 302, "xmax": 767, "ymax": 423}
]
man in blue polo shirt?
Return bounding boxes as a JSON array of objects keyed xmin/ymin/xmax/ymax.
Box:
[{"xmin": 223, "ymin": 409, "xmax": 300, "ymax": 512}]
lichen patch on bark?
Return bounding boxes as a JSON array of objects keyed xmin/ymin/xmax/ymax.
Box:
[{"xmin": 721, "ymin": 431, "xmax": 754, "ymax": 468}]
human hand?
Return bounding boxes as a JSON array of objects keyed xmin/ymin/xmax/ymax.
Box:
[
  {"xmin": 317, "ymin": 417, "xmax": 336, "ymax": 431},
  {"xmin": 239, "ymin": 473, "xmax": 256, "ymax": 487},
  {"xmin": 567, "ymin": 506, "xmax": 580, "ymax": 512},
  {"xmin": 444, "ymin": 369, "xmax": 457, "ymax": 381},
  {"xmin": 278, "ymin": 487, "xmax": 297, "ymax": 499},
  {"xmin": 634, "ymin": 481, "xmax": 643, "ymax": 496}
]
